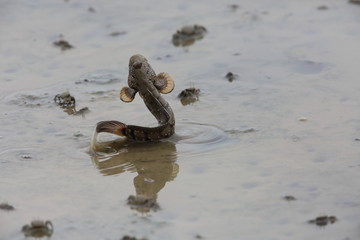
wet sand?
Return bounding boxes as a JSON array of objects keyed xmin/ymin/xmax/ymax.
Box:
[{"xmin": 1, "ymin": 0, "xmax": 360, "ymax": 239}]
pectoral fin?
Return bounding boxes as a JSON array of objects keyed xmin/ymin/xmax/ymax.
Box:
[
  {"xmin": 120, "ymin": 87, "xmax": 137, "ymax": 102},
  {"xmin": 155, "ymin": 72, "xmax": 175, "ymax": 94}
]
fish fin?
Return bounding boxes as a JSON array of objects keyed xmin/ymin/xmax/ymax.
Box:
[
  {"xmin": 120, "ymin": 87, "xmax": 137, "ymax": 102},
  {"xmin": 96, "ymin": 121, "xmax": 127, "ymax": 136},
  {"xmin": 155, "ymin": 72, "xmax": 175, "ymax": 94}
]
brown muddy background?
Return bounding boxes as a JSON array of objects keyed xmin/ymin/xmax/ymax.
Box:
[{"xmin": 1, "ymin": 0, "xmax": 360, "ymax": 239}]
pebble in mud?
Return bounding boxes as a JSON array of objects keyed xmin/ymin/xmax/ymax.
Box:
[
  {"xmin": 21, "ymin": 220, "xmax": 54, "ymax": 238},
  {"xmin": 0, "ymin": 202, "xmax": 15, "ymax": 211},
  {"xmin": 225, "ymin": 72, "xmax": 239, "ymax": 82},
  {"xmin": 20, "ymin": 154, "xmax": 32, "ymax": 159},
  {"xmin": 172, "ymin": 24, "xmax": 207, "ymax": 47},
  {"xmin": 127, "ymin": 195, "xmax": 160, "ymax": 212},
  {"xmin": 308, "ymin": 215, "xmax": 337, "ymax": 227},
  {"xmin": 178, "ymin": 88, "xmax": 200, "ymax": 105}
]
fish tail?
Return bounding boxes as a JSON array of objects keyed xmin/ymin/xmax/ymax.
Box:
[{"xmin": 96, "ymin": 121, "xmax": 127, "ymax": 136}]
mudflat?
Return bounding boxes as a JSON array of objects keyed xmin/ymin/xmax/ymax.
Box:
[{"xmin": 1, "ymin": 1, "xmax": 360, "ymax": 239}]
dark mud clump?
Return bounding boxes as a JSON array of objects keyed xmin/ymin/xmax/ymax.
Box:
[
  {"xmin": 5, "ymin": 92, "xmax": 51, "ymax": 107},
  {"xmin": 54, "ymin": 91, "xmax": 89, "ymax": 116},
  {"xmin": 178, "ymin": 88, "xmax": 200, "ymax": 105},
  {"xmin": 53, "ymin": 36, "xmax": 74, "ymax": 51},
  {"xmin": 225, "ymin": 72, "xmax": 239, "ymax": 82},
  {"xmin": 317, "ymin": 5, "xmax": 328, "ymax": 10},
  {"xmin": 88, "ymin": 6, "xmax": 96, "ymax": 12},
  {"xmin": 349, "ymin": 0, "xmax": 360, "ymax": 5},
  {"xmin": 22, "ymin": 220, "xmax": 53, "ymax": 238},
  {"xmin": 283, "ymin": 195, "xmax": 296, "ymax": 201},
  {"xmin": 73, "ymin": 107, "xmax": 90, "ymax": 116},
  {"xmin": 172, "ymin": 25, "xmax": 207, "ymax": 47},
  {"xmin": 127, "ymin": 195, "xmax": 160, "ymax": 212},
  {"xmin": 75, "ymin": 72, "xmax": 120, "ymax": 85},
  {"xmin": 54, "ymin": 91, "xmax": 75, "ymax": 108},
  {"xmin": 156, "ymin": 54, "xmax": 171, "ymax": 60},
  {"xmin": 121, "ymin": 236, "xmax": 148, "ymax": 240},
  {"xmin": 228, "ymin": 4, "xmax": 240, "ymax": 12},
  {"xmin": 225, "ymin": 127, "xmax": 256, "ymax": 134},
  {"xmin": 0, "ymin": 202, "xmax": 15, "ymax": 211},
  {"xmin": 109, "ymin": 31, "xmax": 126, "ymax": 37},
  {"xmin": 308, "ymin": 215, "xmax": 337, "ymax": 227}
]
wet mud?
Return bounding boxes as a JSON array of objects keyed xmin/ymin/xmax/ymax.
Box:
[{"xmin": 1, "ymin": 0, "xmax": 360, "ymax": 240}]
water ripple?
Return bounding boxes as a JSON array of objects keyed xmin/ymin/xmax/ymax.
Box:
[
  {"xmin": 90, "ymin": 121, "xmax": 231, "ymax": 160},
  {"xmin": 171, "ymin": 122, "xmax": 230, "ymax": 155}
]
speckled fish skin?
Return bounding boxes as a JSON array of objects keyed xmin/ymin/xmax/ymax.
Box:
[{"xmin": 96, "ymin": 54, "xmax": 175, "ymax": 141}]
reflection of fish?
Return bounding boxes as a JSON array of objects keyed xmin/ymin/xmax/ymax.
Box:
[
  {"xmin": 91, "ymin": 139, "xmax": 179, "ymax": 210},
  {"xmin": 92, "ymin": 139, "xmax": 177, "ymax": 175},
  {"xmin": 94, "ymin": 54, "xmax": 175, "ymax": 142}
]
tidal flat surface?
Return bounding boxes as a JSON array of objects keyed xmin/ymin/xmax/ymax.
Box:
[{"xmin": 1, "ymin": 0, "xmax": 360, "ymax": 239}]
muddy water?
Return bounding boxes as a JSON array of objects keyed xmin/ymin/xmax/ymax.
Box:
[{"xmin": 1, "ymin": 0, "xmax": 360, "ymax": 239}]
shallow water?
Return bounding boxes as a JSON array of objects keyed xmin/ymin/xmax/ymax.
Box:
[{"xmin": 1, "ymin": 0, "xmax": 360, "ymax": 239}]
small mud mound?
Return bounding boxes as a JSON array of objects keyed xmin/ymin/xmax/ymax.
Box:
[
  {"xmin": 0, "ymin": 203, "xmax": 15, "ymax": 211},
  {"xmin": 308, "ymin": 215, "xmax": 337, "ymax": 227},
  {"xmin": 172, "ymin": 24, "xmax": 207, "ymax": 47},
  {"xmin": 4, "ymin": 92, "xmax": 51, "ymax": 107},
  {"xmin": 22, "ymin": 220, "xmax": 53, "ymax": 238},
  {"xmin": 127, "ymin": 195, "xmax": 160, "ymax": 213},
  {"xmin": 54, "ymin": 91, "xmax": 89, "ymax": 116},
  {"xmin": 178, "ymin": 88, "xmax": 200, "ymax": 105},
  {"xmin": 225, "ymin": 72, "xmax": 239, "ymax": 82}
]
